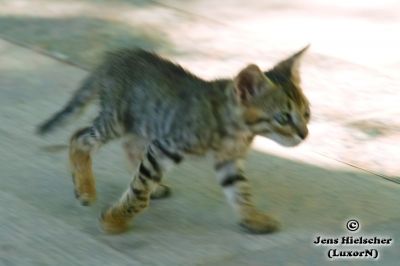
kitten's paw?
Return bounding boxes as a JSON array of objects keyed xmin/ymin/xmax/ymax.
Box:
[
  {"xmin": 74, "ymin": 189, "xmax": 96, "ymax": 206},
  {"xmin": 100, "ymin": 209, "xmax": 130, "ymax": 234},
  {"xmin": 150, "ymin": 184, "xmax": 171, "ymax": 199},
  {"xmin": 239, "ymin": 211, "xmax": 280, "ymax": 234},
  {"xmin": 72, "ymin": 173, "xmax": 96, "ymax": 206}
]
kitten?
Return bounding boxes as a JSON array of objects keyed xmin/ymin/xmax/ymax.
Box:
[{"xmin": 37, "ymin": 46, "xmax": 310, "ymax": 234}]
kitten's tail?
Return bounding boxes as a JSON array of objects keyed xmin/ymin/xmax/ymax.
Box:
[{"xmin": 36, "ymin": 75, "xmax": 98, "ymax": 135}]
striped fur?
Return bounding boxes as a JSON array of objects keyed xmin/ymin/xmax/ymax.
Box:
[{"xmin": 38, "ymin": 47, "xmax": 310, "ymax": 234}]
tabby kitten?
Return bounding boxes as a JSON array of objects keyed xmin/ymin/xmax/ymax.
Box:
[{"xmin": 37, "ymin": 46, "xmax": 310, "ymax": 234}]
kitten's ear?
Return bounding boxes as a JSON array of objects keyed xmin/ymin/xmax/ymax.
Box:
[
  {"xmin": 270, "ymin": 45, "xmax": 309, "ymax": 84},
  {"xmin": 234, "ymin": 64, "xmax": 274, "ymax": 103}
]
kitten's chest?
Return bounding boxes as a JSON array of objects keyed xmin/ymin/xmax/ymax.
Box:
[
  {"xmin": 215, "ymin": 132, "xmax": 252, "ymax": 158},
  {"xmin": 176, "ymin": 128, "xmax": 251, "ymax": 159}
]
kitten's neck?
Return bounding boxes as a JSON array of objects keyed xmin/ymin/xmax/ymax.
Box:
[{"xmin": 209, "ymin": 79, "xmax": 253, "ymax": 138}]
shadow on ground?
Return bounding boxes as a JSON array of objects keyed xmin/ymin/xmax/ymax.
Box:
[{"xmin": 0, "ymin": 15, "xmax": 172, "ymax": 68}]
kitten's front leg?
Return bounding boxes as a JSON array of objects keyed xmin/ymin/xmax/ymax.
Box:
[{"xmin": 215, "ymin": 159, "xmax": 280, "ymax": 234}]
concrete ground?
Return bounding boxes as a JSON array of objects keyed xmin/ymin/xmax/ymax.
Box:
[{"xmin": 0, "ymin": 1, "xmax": 399, "ymax": 265}]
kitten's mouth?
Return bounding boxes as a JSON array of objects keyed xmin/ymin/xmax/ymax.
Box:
[
  {"xmin": 263, "ymin": 132, "xmax": 303, "ymax": 147},
  {"xmin": 280, "ymin": 135, "xmax": 303, "ymax": 147}
]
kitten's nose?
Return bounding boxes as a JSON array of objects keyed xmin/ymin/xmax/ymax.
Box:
[{"xmin": 298, "ymin": 126, "xmax": 308, "ymax": 140}]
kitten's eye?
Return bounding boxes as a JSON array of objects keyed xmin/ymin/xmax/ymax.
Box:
[
  {"xmin": 274, "ymin": 112, "xmax": 291, "ymax": 125},
  {"xmin": 304, "ymin": 111, "xmax": 310, "ymax": 119}
]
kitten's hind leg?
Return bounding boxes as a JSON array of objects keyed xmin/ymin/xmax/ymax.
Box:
[
  {"xmin": 124, "ymin": 139, "xmax": 182, "ymax": 200},
  {"xmin": 150, "ymin": 183, "xmax": 171, "ymax": 199},
  {"xmin": 149, "ymin": 141, "xmax": 183, "ymax": 199},
  {"xmin": 123, "ymin": 136, "xmax": 146, "ymax": 172},
  {"xmin": 123, "ymin": 138, "xmax": 171, "ymax": 199},
  {"xmin": 69, "ymin": 127, "xmax": 99, "ymax": 206},
  {"xmin": 101, "ymin": 140, "xmax": 183, "ymax": 233},
  {"xmin": 100, "ymin": 142, "xmax": 155, "ymax": 233},
  {"xmin": 70, "ymin": 116, "xmax": 120, "ymax": 206}
]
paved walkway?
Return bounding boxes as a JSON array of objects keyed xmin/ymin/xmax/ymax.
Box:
[{"xmin": 0, "ymin": 1, "xmax": 399, "ymax": 265}]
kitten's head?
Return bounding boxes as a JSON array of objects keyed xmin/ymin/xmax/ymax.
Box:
[{"xmin": 234, "ymin": 46, "xmax": 310, "ymax": 147}]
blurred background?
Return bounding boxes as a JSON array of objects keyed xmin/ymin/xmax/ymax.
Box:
[{"xmin": 0, "ymin": 0, "xmax": 399, "ymax": 265}]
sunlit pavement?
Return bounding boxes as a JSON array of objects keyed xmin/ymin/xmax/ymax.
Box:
[{"xmin": 0, "ymin": 1, "xmax": 399, "ymax": 265}]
